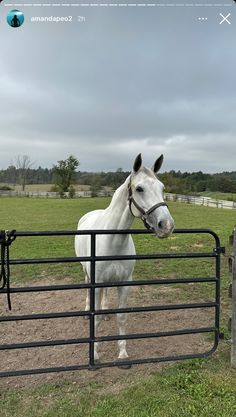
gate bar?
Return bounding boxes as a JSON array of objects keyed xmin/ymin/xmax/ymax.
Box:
[
  {"xmin": 9, "ymin": 228, "xmax": 220, "ymax": 239},
  {"xmin": 0, "ymin": 277, "xmax": 217, "ymax": 293},
  {"xmin": 0, "ymin": 301, "xmax": 217, "ymax": 322},
  {"xmin": 0, "ymin": 326, "xmax": 216, "ymax": 351},
  {"xmin": 0, "ymin": 347, "xmax": 218, "ymax": 379},
  {"xmin": 6, "ymin": 252, "xmax": 217, "ymax": 266},
  {"xmin": 0, "ymin": 227, "xmax": 222, "ymax": 378}
]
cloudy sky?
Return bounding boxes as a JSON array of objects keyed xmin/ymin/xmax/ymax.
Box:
[{"xmin": 0, "ymin": 0, "xmax": 235, "ymax": 173}]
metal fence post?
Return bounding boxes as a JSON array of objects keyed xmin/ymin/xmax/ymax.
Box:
[
  {"xmin": 89, "ymin": 232, "xmax": 96, "ymax": 369},
  {"xmin": 231, "ymin": 228, "xmax": 236, "ymax": 368}
]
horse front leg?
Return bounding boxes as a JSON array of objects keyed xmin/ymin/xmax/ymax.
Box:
[
  {"xmin": 84, "ymin": 272, "xmax": 90, "ymax": 320},
  {"xmin": 85, "ymin": 273, "xmax": 90, "ymax": 312},
  {"xmin": 116, "ymin": 280, "xmax": 131, "ymax": 365},
  {"xmin": 84, "ymin": 271, "xmax": 102, "ymax": 362},
  {"xmin": 101, "ymin": 288, "xmax": 110, "ymax": 321},
  {"xmin": 94, "ymin": 287, "xmax": 103, "ymax": 362}
]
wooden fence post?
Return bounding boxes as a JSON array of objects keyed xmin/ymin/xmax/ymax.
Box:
[{"xmin": 231, "ymin": 228, "xmax": 236, "ymax": 368}]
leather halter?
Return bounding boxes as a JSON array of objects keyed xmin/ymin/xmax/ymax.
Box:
[{"xmin": 127, "ymin": 179, "xmax": 168, "ymax": 230}]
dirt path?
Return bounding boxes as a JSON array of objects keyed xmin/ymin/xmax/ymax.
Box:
[{"xmin": 0, "ymin": 278, "xmax": 215, "ymax": 390}]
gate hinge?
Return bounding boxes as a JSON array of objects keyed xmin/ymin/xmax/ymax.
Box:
[
  {"xmin": 0, "ymin": 230, "xmax": 16, "ymax": 246},
  {"xmin": 213, "ymin": 246, "xmax": 225, "ymax": 255}
]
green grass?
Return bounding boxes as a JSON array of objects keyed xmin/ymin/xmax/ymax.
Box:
[
  {"xmin": 1, "ymin": 356, "xmax": 236, "ymax": 417},
  {"xmin": 0, "ymin": 197, "xmax": 233, "ymax": 312},
  {"xmin": 0, "ymin": 197, "xmax": 108, "ymax": 282},
  {"xmin": 0, "ymin": 196, "xmax": 234, "ymax": 315},
  {"xmin": 0, "ymin": 196, "xmax": 234, "ymax": 284},
  {"xmin": 0, "ymin": 197, "xmax": 235, "ymax": 416}
]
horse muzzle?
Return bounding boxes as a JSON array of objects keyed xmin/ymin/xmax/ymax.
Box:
[
  {"xmin": 157, "ymin": 218, "xmax": 175, "ymax": 238},
  {"xmin": 145, "ymin": 214, "xmax": 174, "ymax": 238}
]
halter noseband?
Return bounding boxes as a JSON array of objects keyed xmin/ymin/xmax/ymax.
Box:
[{"xmin": 127, "ymin": 179, "xmax": 168, "ymax": 230}]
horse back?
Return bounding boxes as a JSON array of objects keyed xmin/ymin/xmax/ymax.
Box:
[{"xmin": 78, "ymin": 209, "xmax": 104, "ymax": 229}]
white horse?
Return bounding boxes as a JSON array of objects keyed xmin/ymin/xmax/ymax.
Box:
[{"xmin": 75, "ymin": 154, "xmax": 174, "ymax": 363}]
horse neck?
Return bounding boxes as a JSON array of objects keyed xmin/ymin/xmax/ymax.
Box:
[{"xmin": 106, "ymin": 175, "xmax": 134, "ymax": 229}]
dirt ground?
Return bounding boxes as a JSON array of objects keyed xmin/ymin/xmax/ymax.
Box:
[{"xmin": 0, "ymin": 278, "xmax": 215, "ymax": 390}]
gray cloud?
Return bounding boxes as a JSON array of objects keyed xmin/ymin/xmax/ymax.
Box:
[{"xmin": 0, "ymin": 2, "xmax": 235, "ymax": 172}]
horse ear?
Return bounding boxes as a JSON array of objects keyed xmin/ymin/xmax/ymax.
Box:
[
  {"xmin": 133, "ymin": 153, "xmax": 142, "ymax": 172},
  {"xmin": 152, "ymin": 154, "xmax": 164, "ymax": 173}
]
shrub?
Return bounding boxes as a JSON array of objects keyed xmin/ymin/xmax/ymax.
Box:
[
  {"xmin": 50, "ymin": 184, "xmax": 59, "ymax": 192},
  {"xmin": 0, "ymin": 185, "xmax": 12, "ymax": 191}
]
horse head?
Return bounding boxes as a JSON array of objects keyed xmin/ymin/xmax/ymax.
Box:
[{"xmin": 128, "ymin": 153, "xmax": 174, "ymax": 238}]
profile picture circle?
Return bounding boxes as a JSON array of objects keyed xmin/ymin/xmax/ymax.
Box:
[{"xmin": 7, "ymin": 9, "xmax": 24, "ymax": 28}]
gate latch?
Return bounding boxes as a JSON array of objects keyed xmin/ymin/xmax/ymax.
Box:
[{"xmin": 213, "ymin": 246, "xmax": 225, "ymax": 254}]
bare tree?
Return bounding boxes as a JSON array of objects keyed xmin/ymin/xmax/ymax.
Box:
[{"xmin": 15, "ymin": 155, "xmax": 34, "ymax": 191}]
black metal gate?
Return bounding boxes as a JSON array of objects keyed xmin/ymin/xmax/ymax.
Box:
[{"xmin": 0, "ymin": 228, "xmax": 223, "ymax": 378}]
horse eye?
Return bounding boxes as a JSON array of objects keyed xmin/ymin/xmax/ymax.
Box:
[{"xmin": 136, "ymin": 186, "xmax": 144, "ymax": 192}]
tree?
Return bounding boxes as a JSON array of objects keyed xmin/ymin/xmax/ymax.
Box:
[
  {"xmin": 1, "ymin": 165, "xmax": 17, "ymax": 185},
  {"xmin": 15, "ymin": 155, "xmax": 34, "ymax": 191},
  {"xmin": 53, "ymin": 155, "xmax": 79, "ymax": 197}
]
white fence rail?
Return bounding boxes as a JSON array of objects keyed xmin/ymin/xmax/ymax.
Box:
[
  {"xmin": 165, "ymin": 193, "xmax": 236, "ymax": 210},
  {"xmin": 0, "ymin": 189, "xmax": 235, "ymax": 209},
  {"xmin": 0, "ymin": 190, "xmax": 89, "ymax": 198},
  {"xmin": 0, "ymin": 190, "xmax": 114, "ymax": 198}
]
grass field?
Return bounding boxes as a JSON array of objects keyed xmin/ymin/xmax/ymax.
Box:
[{"xmin": 0, "ymin": 197, "xmax": 236, "ymax": 417}]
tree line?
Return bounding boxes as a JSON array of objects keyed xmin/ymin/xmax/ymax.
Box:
[{"xmin": 0, "ymin": 155, "xmax": 236, "ymax": 195}]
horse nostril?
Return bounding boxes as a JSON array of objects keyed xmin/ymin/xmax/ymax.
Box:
[{"xmin": 158, "ymin": 221, "xmax": 164, "ymax": 229}]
